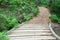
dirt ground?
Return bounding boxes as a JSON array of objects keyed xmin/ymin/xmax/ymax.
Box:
[{"xmin": 28, "ymin": 7, "xmax": 50, "ymax": 24}]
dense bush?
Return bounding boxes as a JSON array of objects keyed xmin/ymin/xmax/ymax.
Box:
[
  {"xmin": 51, "ymin": 0, "xmax": 60, "ymax": 13},
  {"xmin": 0, "ymin": 14, "xmax": 18, "ymax": 31},
  {"xmin": 0, "ymin": 0, "xmax": 39, "ymax": 21},
  {"xmin": 0, "ymin": 32, "xmax": 9, "ymax": 40},
  {"xmin": 50, "ymin": 0, "xmax": 60, "ymax": 23},
  {"xmin": 0, "ymin": 0, "xmax": 39, "ymax": 32},
  {"xmin": 40, "ymin": 0, "xmax": 48, "ymax": 7},
  {"xmin": 50, "ymin": 14, "xmax": 60, "ymax": 23},
  {"xmin": 0, "ymin": 34, "xmax": 9, "ymax": 40}
]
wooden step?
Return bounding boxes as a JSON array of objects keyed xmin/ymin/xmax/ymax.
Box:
[
  {"xmin": 8, "ymin": 29, "xmax": 52, "ymax": 37},
  {"xmin": 17, "ymin": 27, "xmax": 49, "ymax": 30},
  {"xmin": 8, "ymin": 33, "xmax": 52, "ymax": 37},
  {"xmin": 17, "ymin": 24, "xmax": 49, "ymax": 30},
  {"xmin": 12, "ymin": 30, "xmax": 50, "ymax": 33},
  {"xmin": 9, "ymin": 36, "xmax": 56, "ymax": 40}
]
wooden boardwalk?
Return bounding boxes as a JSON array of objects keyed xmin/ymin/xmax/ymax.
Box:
[{"xmin": 7, "ymin": 7, "xmax": 56, "ymax": 40}]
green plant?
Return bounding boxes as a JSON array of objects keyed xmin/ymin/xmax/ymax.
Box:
[
  {"xmin": 0, "ymin": 14, "xmax": 19, "ymax": 31},
  {"xmin": 49, "ymin": 0, "xmax": 60, "ymax": 23},
  {"xmin": 50, "ymin": 14, "xmax": 60, "ymax": 23},
  {"xmin": 0, "ymin": 34, "xmax": 9, "ymax": 40},
  {"xmin": 50, "ymin": 14, "xmax": 58, "ymax": 23},
  {"xmin": 0, "ymin": 0, "xmax": 39, "ymax": 32}
]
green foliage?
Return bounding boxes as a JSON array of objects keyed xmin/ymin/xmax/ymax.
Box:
[
  {"xmin": 50, "ymin": 14, "xmax": 60, "ymax": 23},
  {"xmin": 50, "ymin": 0, "xmax": 60, "ymax": 13},
  {"xmin": 50, "ymin": 0, "xmax": 60, "ymax": 12},
  {"xmin": 40, "ymin": 0, "xmax": 48, "ymax": 7},
  {"xmin": 0, "ymin": 14, "xmax": 18, "ymax": 31},
  {"xmin": 50, "ymin": 14, "xmax": 58, "ymax": 23},
  {"xmin": 0, "ymin": 0, "xmax": 39, "ymax": 32},
  {"xmin": 0, "ymin": 34, "xmax": 9, "ymax": 40},
  {"xmin": 49, "ymin": 0, "xmax": 60, "ymax": 23}
]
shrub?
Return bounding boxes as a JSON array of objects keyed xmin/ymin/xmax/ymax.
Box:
[
  {"xmin": 49, "ymin": 0, "xmax": 60, "ymax": 23},
  {"xmin": 50, "ymin": 14, "xmax": 60, "ymax": 23},
  {"xmin": 40, "ymin": 0, "xmax": 48, "ymax": 7},
  {"xmin": 0, "ymin": 0, "xmax": 39, "ymax": 32},
  {"xmin": 50, "ymin": 14, "xmax": 58, "ymax": 23},
  {"xmin": 0, "ymin": 33, "xmax": 9, "ymax": 40},
  {"xmin": 0, "ymin": 14, "xmax": 18, "ymax": 31},
  {"xmin": 0, "ymin": 0, "xmax": 39, "ymax": 20}
]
